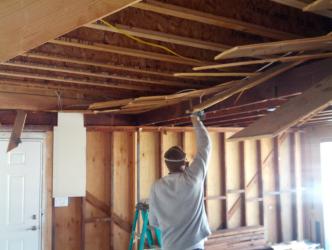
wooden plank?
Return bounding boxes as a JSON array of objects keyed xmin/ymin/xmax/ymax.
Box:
[
  {"xmin": 133, "ymin": 0, "xmax": 299, "ymax": 40},
  {"xmin": 303, "ymin": 0, "xmax": 332, "ymax": 12},
  {"xmin": 239, "ymin": 142, "xmax": 247, "ymax": 227},
  {"xmin": 3, "ymin": 61, "xmax": 197, "ymax": 88},
  {"xmin": 49, "ymin": 39, "xmax": 207, "ymax": 66},
  {"xmin": 214, "ymin": 35, "xmax": 332, "ymax": 60},
  {"xmin": 289, "ymin": 133, "xmax": 298, "ymax": 240},
  {"xmin": 0, "ymin": 0, "xmax": 140, "ymax": 62},
  {"xmin": 24, "ymin": 52, "xmax": 178, "ymax": 78},
  {"xmin": 191, "ymin": 61, "xmax": 304, "ymax": 113},
  {"xmin": 271, "ymin": 0, "xmax": 332, "ymax": 18},
  {"xmin": 173, "ymin": 72, "xmax": 258, "ymax": 77},
  {"xmin": 85, "ymin": 23, "xmax": 229, "ymax": 52},
  {"xmin": 7, "ymin": 110, "xmax": 27, "ymax": 152},
  {"xmin": 0, "ymin": 70, "xmax": 158, "ymax": 92},
  {"xmin": 229, "ymin": 74, "xmax": 332, "ymax": 141},
  {"xmin": 194, "ymin": 51, "xmax": 332, "ymax": 71}
]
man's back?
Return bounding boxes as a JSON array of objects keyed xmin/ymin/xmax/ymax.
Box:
[{"xmin": 149, "ymin": 119, "xmax": 211, "ymax": 250}]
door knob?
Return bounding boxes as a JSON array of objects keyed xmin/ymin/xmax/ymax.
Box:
[{"xmin": 27, "ymin": 226, "xmax": 37, "ymax": 231}]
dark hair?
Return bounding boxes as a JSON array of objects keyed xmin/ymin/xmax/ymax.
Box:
[{"xmin": 164, "ymin": 146, "xmax": 186, "ymax": 172}]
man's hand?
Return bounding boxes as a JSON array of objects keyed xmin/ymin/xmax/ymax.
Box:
[{"xmin": 191, "ymin": 113, "xmax": 200, "ymax": 126}]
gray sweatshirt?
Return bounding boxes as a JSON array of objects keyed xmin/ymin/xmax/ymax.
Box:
[{"xmin": 149, "ymin": 121, "xmax": 211, "ymax": 250}]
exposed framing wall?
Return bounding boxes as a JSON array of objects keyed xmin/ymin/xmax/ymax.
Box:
[{"xmin": 44, "ymin": 126, "xmax": 304, "ymax": 250}]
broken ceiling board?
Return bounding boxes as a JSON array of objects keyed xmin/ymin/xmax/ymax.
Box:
[
  {"xmin": 7, "ymin": 110, "xmax": 27, "ymax": 152},
  {"xmin": 191, "ymin": 61, "xmax": 305, "ymax": 113},
  {"xmin": 49, "ymin": 39, "xmax": 208, "ymax": 66},
  {"xmin": 214, "ymin": 34, "xmax": 332, "ymax": 60},
  {"xmin": 271, "ymin": 0, "xmax": 332, "ymax": 18},
  {"xmin": 0, "ymin": 0, "xmax": 141, "ymax": 62},
  {"xmin": 303, "ymin": 0, "xmax": 332, "ymax": 12},
  {"xmin": 194, "ymin": 51, "xmax": 332, "ymax": 71},
  {"xmin": 133, "ymin": 0, "xmax": 300, "ymax": 40},
  {"xmin": 229, "ymin": 74, "xmax": 332, "ymax": 141},
  {"xmin": 85, "ymin": 23, "xmax": 229, "ymax": 52}
]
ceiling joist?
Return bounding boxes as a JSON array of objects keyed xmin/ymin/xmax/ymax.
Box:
[{"xmin": 133, "ymin": 0, "xmax": 300, "ymax": 40}]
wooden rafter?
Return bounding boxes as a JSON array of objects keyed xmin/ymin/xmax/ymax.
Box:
[
  {"xmin": 2, "ymin": 61, "xmax": 198, "ymax": 88},
  {"xmin": 214, "ymin": 34, "xmax": 332, "ymax": 60},
  {"xmin": 230, "ymin": 74, "xmax": 332, "ymax": 140},
  {"xmin": 49, "ymin": 39, "xmax": 208, "ymax": 66},
  {"xmin": 85, "ymin": 23, "xmax": 229, "ymax": 52},
  {"xmin": 0, "ymin": 70, "xmax": 161, "ymax": 92},
  {"xmin": 133, "ymin": 0, "xmax": 300, "ymax": 40},
  {"xmin": 194, "ymin": 51, "xmax": 332, "ymax": 71},
  {"xmin": 0, "ymin": 0, "xmax": 141, "ymax": 62},
  {"xmin": 271, "ymin": 0, "xmax": 332, "ymax": 18},
  {"xmin": 303, "ymin": 0, "xmax": 332, "ymax": 12}
]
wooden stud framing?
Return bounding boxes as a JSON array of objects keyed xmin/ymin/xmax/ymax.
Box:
[
  {"xmin": 85, "ymin": 23, "xmax": 229, "ymax": 52},
  {"xmin": 239, "ymin": 142, "xmax": 247, "ymax": 227},
  {"xmin": 256, "ymin": 140, "xmax": 264, "ymax": 226},
  {"xmin": 133, "ymin": 0, "xmax": 299, "ymax": 40},
  {"xmin": 289, "ymin": 133, "xmax": 298, "ymax": 240},
  {"xmin": 303, "ymin": 0, "xmax": 332, "ymax": 12},
  {"xmin": 220, "ymin": 133, "xmax": 228, "ymax": 229}
]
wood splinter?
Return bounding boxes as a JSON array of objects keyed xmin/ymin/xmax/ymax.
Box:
[{"xmin": 7, "ymin": 110, "xmax": 27, "ymax": 152}]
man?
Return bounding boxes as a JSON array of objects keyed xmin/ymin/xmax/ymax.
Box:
[{"xmin": 149, "ymin": 113, "xmax": 211, "ymax": 250}]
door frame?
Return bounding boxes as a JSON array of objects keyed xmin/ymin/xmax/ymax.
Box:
[{"xmin": 0, "ymin": 131, "xmax": 50, "ymax": 250}]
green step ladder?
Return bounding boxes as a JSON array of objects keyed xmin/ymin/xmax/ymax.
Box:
[{"xmin": 128, "ymin": 202, "xmax": 162, "ymax": 250}]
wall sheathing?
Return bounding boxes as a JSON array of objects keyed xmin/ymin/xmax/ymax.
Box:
[{"xmin": 47, "ymin": 127, "xmax": 304, "ymax": 250}]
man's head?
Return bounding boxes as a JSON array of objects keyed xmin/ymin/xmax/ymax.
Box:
[{"xmin": 164, "ymin": 146, "xmax": 188, "ymax": 173}]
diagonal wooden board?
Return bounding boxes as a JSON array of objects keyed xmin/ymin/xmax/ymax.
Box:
[
  {"xmin": 7, "ymin": 110, "xmax": 27, "ymax": 152},
  {"xmin": 229, "ymin": 74, "xmax": 332, "ymax": 141},
  {"xmin": 0, "ymin": 0, "xmax": 140, "ymax": 62}
]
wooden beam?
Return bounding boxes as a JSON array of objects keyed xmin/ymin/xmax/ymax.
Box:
[
  {"xmin": 3, "ymin": 61, "xmax": 197, "ymax": 88},
  {"xmin": 7, "ymin": 110, "xmax": 27, "ymax": 152},
  {"xmin": 256, "ymin": 140, "xmax": 264, "ymax": 226},
  {"xmin": 303, "ymin": 0, "xmax": 332, "ymax": 12},
  {"xmin": 214, "ymin": 35, "xmax": 332, "ymax": 60},
  {"xmin": 194, "ymin": 52, "xmax": 332, "ymax": 71},
  {"xmin": 23, "ymin": 53, "xmax": 178, "ymax": 78},
  {"xmin": 85, "ymin": 23, "xmax": 229, "ymax": 52},
  {"xmin": 229, "ymin": 74, "xmax": 332, "ymax": 141},
  {"xmin": 49, "ymin": 39, "xmax": 207, "ymax": 66},
  {"xmin": 173, "ymin": 72, "xmax": 258, "ymax": 77},
  {"xmin": 191, "ymin": 61, "xmax": 304, "ymax": 113},
  {"xmin": 133, "ymin": 0, "xmax": 299, "ymax": 40},
  {"xmin": 0, "ymin": 70, "xmax": 159, "ymax": 92},
  {"xmin": 271, "ymin": 0, "xmax": 332, "ymax": 18},
  {"xmin": 0, "ymin": 0, "xmax": 141, "ymax": 62}
]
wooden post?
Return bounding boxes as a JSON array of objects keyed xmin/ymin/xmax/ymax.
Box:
[
  {"xmin": 239, "ymin": 141, "xmax": 247, "ymax": 226},
  {"xmin": 256, "ymin": 140, "xmax": 264, "ymax": 226},
  {"xmin": 289, "ymin": 133, "xmax": 298, "ymax": 240},
  {"xmin": 273, "ymin": 137, "xmax": 283, "ymax": 242},
  {"xmin": 81, "ymin": 198, "xmax": 85, "ymax": 250},
  {"xmin": 7, "ymin": 110, "xmax": 27, "ymax": 152},
  {"xmin": 110, "ymin": 132, "xmax": 114, "ymax": 250},
  {"xmin": 220, "ymin": 133, "xmax": 228, "ymax": 229}
]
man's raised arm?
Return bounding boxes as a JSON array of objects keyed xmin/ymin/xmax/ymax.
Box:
[{"xmin": 186, "ymin": 114, "xmax": 211, "ymax": 182}]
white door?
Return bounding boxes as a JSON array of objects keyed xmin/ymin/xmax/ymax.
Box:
[{"xmin": 0, "ymin": 137, "xmax": 43, "ymax": 250}]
